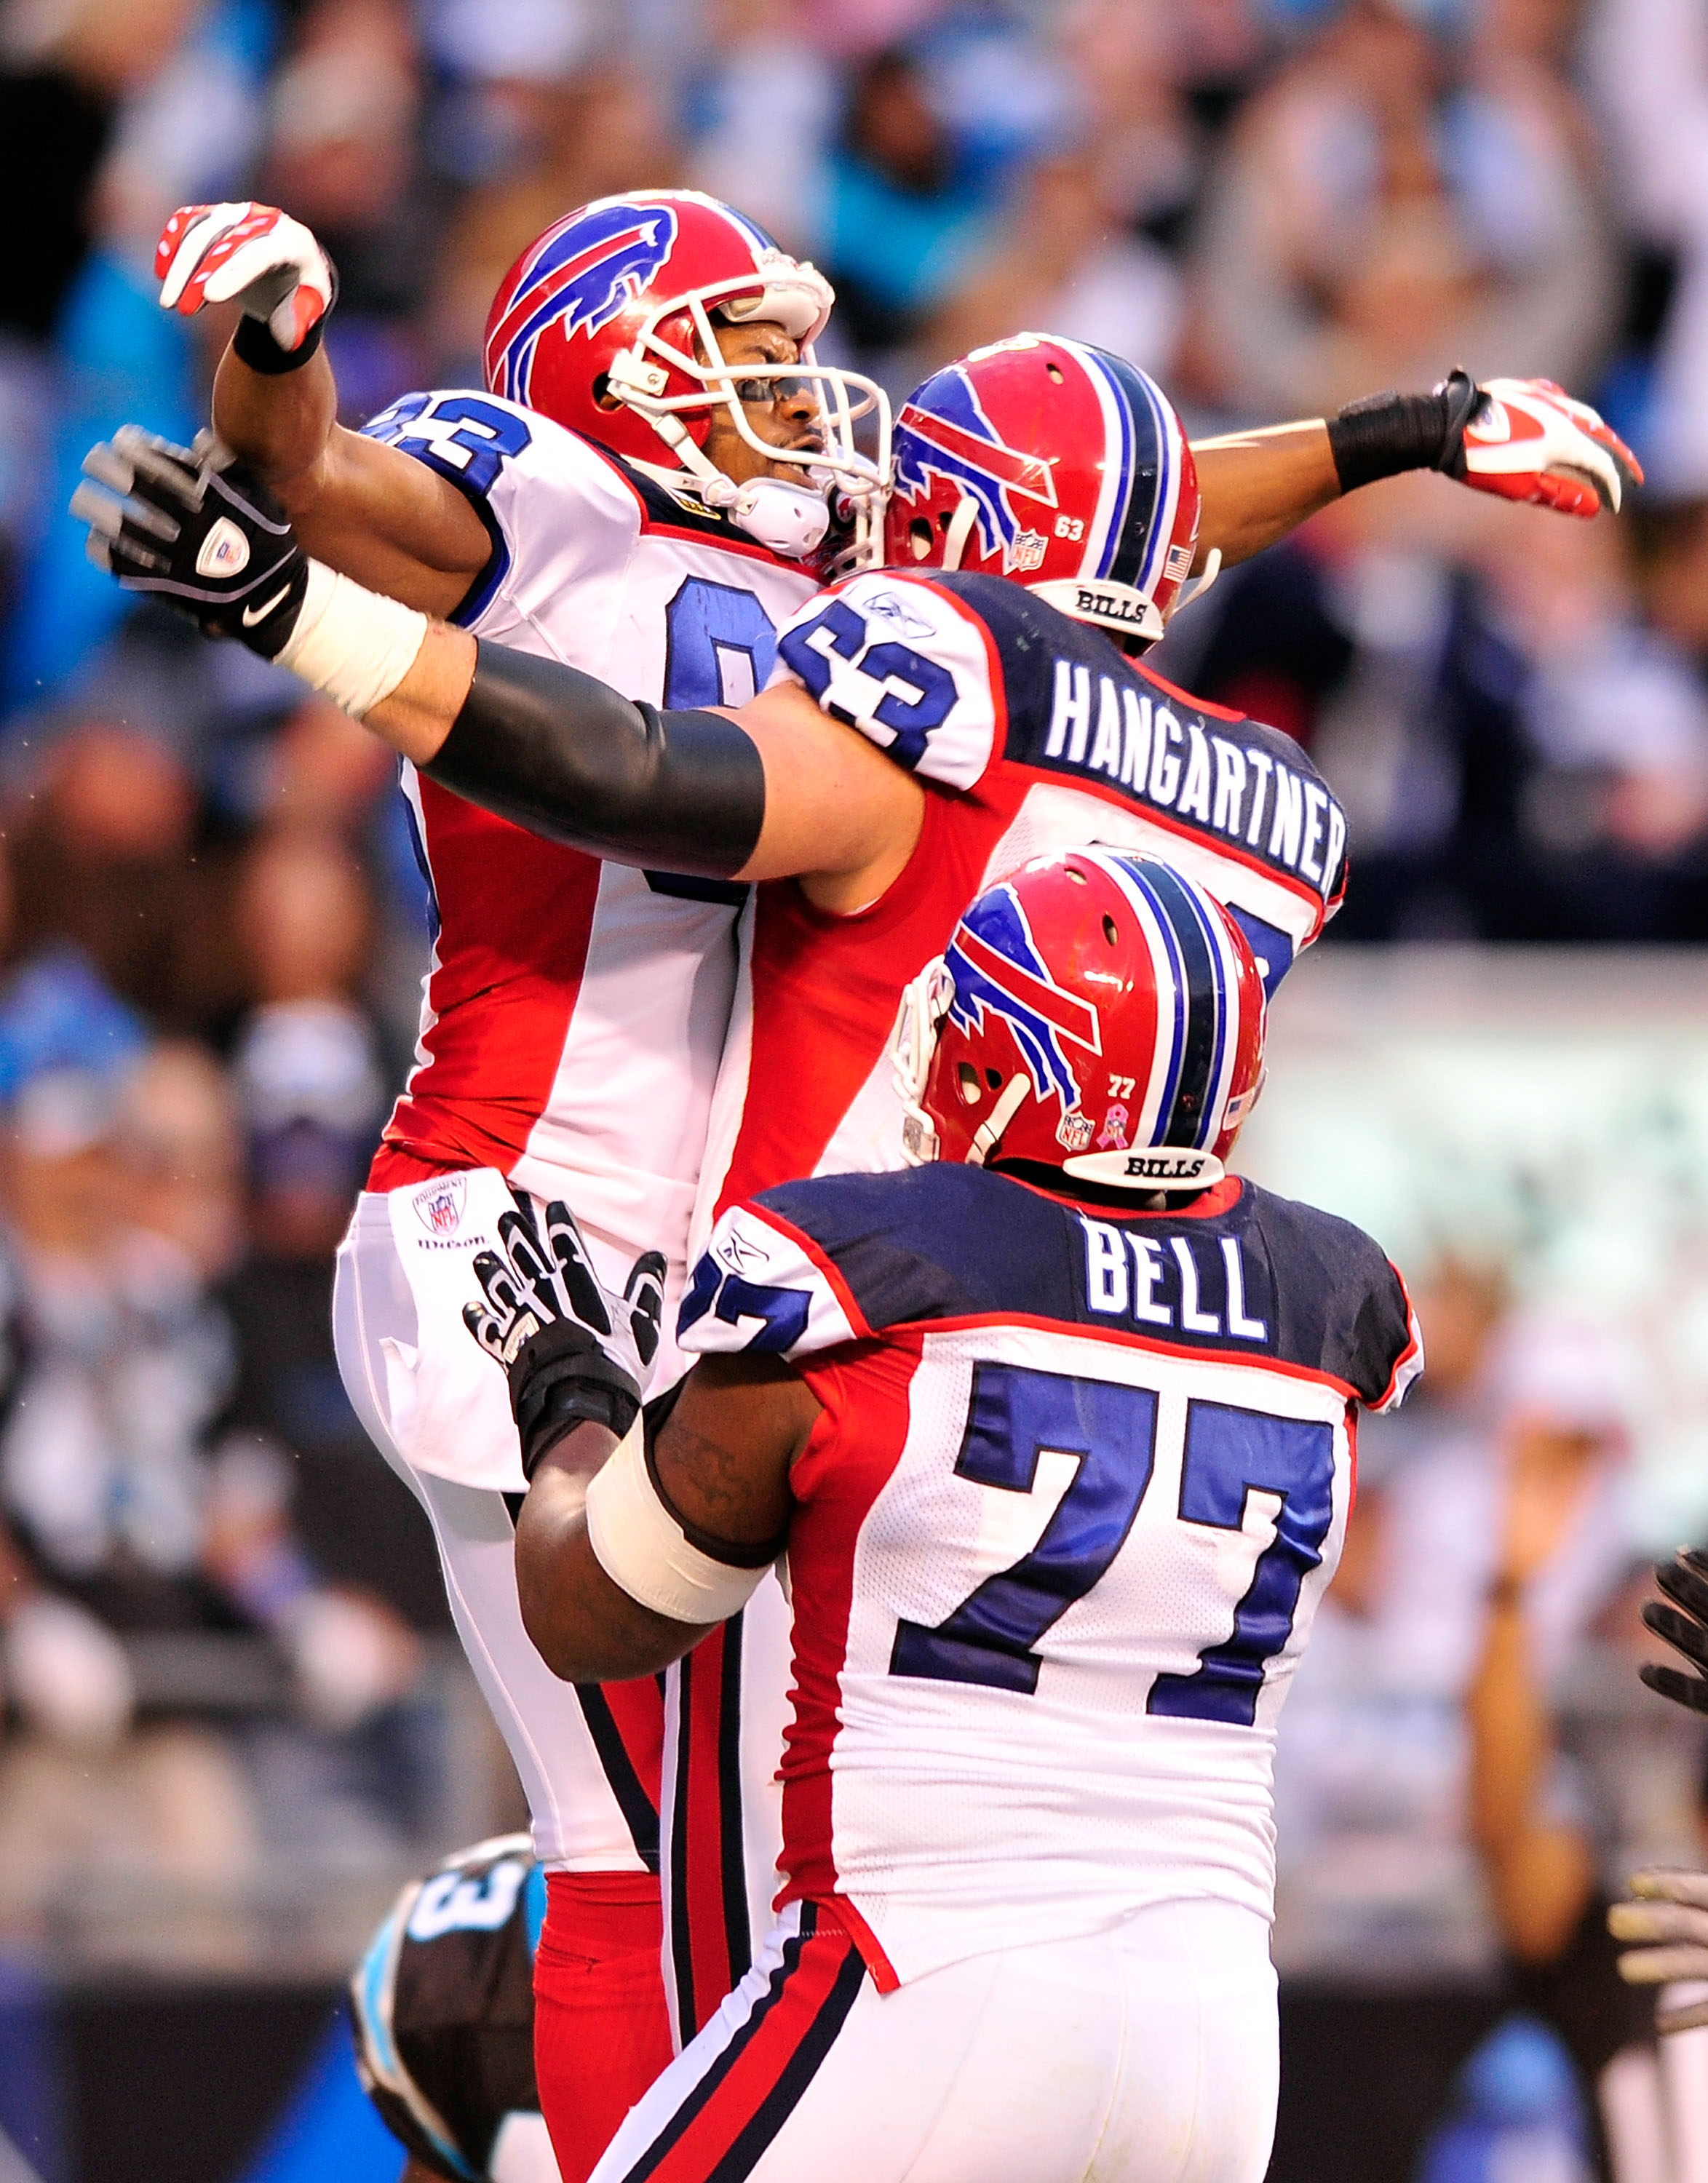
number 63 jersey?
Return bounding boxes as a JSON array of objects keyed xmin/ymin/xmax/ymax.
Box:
[
  {"xmin": 678, "ymin": 1162, "xmax": 1421, "ymax": 1991},
  {"xmin": 698, "ymin": 566, "xmax": 1349, "ymax": 1233}
]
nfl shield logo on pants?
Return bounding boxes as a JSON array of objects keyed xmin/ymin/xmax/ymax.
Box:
[{"xmin": 413, "ymin": 1174, "xmax": 467, "ymax": 1237}]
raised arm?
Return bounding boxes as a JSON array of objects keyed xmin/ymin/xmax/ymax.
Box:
[
  {"xmin": 159, "ymin": 202, "xmax": 490, "ymax": 616},
  {"xmin": 72, "ymin": 433, "xmax": 927, "ymax": 913},
  {"xmin": 1191, "ymin": 373, "xmax": 1643, "ymax": 572}
]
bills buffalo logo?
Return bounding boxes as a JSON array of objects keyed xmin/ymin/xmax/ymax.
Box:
[
  {"xmin": 485, "ymin": 202, "xmax": 680, "ymax": 400},
  {"xmin": 892, "ymin": 366, "xmax": 1060, "ymax": 574},
  {"xmin": 944, "ymin": 885, "xmax": 1101, "ymax": 1118},
  {"xmin": 413, "ymin": 1174, "xmax": 466, "ymax": 1237}
]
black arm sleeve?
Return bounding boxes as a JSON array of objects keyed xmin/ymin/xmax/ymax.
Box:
[
  {"xmin": 423, "ymin": 640, "xmax": 768, "ymax": 879},
  {"xmin": 1325, "ymin": 369, "xmax": 1481, "ymax": 493}
]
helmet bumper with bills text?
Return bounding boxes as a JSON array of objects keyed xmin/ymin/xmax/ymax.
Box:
[
  {"xmin": 894, "ymin": 848, "xmax": 1266, "ymax": 1195},
  {"xmin": 484, "ymin": 189, "xmax": 891, "ymax": 563},
  {"xmin": 883, "ymin": 333, "xmax": 1216, "ymax": 649}
]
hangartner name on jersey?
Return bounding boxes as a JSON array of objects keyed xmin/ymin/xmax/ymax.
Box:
[{"xmin": 1043, "ymin": 656, "xmax": 1347, "ymax": 903}]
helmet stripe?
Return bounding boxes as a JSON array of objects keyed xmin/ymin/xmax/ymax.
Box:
[
  {"xmin": 712, "ymin": 198, "xmax": 782, "ymax": 255},
  {"xmin": 1041, "ymin": 337, "xmax": 1128, "ymax": 586},
  {"xmin": 1111, "ymin": 856, "xmax": 1225, "ymax": 1149},
  {"xmin": 1105, "ymin": 855, "xmax": 1189, "ymax": 1140},
  {"xmin": 1092, "ymin": 352, "xmax": 1135, "ymax": 585},
  {"xmin": 1088, "ymin": 351, "xmax": 1174, "ymax": 595},
  {"xmin": 1132, "ymin": 367, "xmax": 1180, "ymax": 597}
]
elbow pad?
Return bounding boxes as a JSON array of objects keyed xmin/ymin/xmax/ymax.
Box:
[{"xmin": 424, "ymin": 640, "xmax": 766, "ymax": 879}]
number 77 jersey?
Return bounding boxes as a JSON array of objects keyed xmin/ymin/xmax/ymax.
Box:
[{"xmin": 679, "ymin": 1161, "xmax": 1421, "ymax": 1992}]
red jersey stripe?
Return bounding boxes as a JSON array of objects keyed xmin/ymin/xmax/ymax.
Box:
[{"xmin": 380, "ymin": 774, "xmax": 603, "ymax": 1182}]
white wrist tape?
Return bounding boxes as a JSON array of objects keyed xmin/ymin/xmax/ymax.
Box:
[
  {"xmin": 277, "ymin": 558, "xmax": 428, "ymax": 720},
  {"xmin": 584, "ymin": 1418, "xmax": 771, "ymax": 1625}
]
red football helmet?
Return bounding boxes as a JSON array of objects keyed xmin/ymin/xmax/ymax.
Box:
[
  {"xmin": 894, "ymin": 848, "xmax": 1266, "ymax": 1193},
  {"xmin": 884, "ymin": 333, "xmax": 1217, "ymax": 649},
  {"xmin": 484, "ymin": 189, "xmax": 890, "ymax": 563}
]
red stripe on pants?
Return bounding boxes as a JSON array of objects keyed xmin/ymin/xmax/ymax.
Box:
[
  {"xmin": 675, "ymin": 1621, "xmax": 744, "ymax": 2039},
  {"xmin": 638, "ymin": 1917, "xmax": 864, "ymax": 2183}
]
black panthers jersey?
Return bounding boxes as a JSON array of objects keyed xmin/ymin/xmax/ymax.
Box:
[{"xmin": 351, "ymin": 1834, "xmax": 543, "ymax": 2182}]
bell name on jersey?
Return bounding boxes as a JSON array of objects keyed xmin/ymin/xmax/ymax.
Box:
[{"xmin": 679, "ymin": 1164, "xmax": 1420, "ymax": 1990}]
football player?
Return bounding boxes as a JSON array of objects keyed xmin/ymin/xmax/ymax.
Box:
[
  {"xmin": 132, "ymin": 188, "xmax": 894, "ymax": 2183},
  {"xmin": 493, "ymin": 847, "xmax": 1423, "ymax": 2183},
  {"xmin": 72, "ymin": 330, "xmax": 1639, "ymax": 2053},
  {"xmin": 352, "ymin": 1835, "xmax": 558, "ymax": 2183}
]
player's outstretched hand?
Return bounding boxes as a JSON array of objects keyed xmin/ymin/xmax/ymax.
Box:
[
  {"xmin": 464, "ymin": 1195, "xmax": 667, "ymax": 1478},
  {"xmin": 1447, "ymin": 375, "xmax": 1642, "ymax": 519},
  {"xmin": 1610, "ymin": 1869, "xmax": 1708, "ymax": 2032},
  {"xmin": 1639, "ymin": 1545, "xmax": 1708, "ymax": 1713},
  {"xmin": 156, "ymin": 202, "xmax": 335, "ymax": 357},
  {"xmin": 71, "ymin": 426, "xmax": 309, "ymax": 656}
]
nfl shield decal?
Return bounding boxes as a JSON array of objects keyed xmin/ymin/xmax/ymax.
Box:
[{"xmin": 413, "ymin": 1174, "xmax": 467, "ymax": 1238}]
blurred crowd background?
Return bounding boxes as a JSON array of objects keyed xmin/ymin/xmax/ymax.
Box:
[{"xmin": 1, "ymin": 0, "xmax": 1707, "ymax": 2177}]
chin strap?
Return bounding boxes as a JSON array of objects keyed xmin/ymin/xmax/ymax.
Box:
[
  {"xmin": 966, "ymin": 1075, "xmax": 1031, "ymax": 1167},
  {"xmin": 1172, "ymin": 546, "xmax": 1222, "ymax": 617},
  {"xmin": 611, "ymin": 367, "xmax": 831, "ymax": 558},
  {"xmin": 940, "ymin": 494, "xmax": 980, "ymax": 573}
]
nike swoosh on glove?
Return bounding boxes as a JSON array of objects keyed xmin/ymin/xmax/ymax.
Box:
[
  {"xmin": 71, "ymin": 426, "xmax": 309, "ymax": 657},
  {"xmin": 1448, "ymin": 375, "xmax": 1643, "ymax": 518},
  {"xmin": 157, "ymin": 201, "xmax": 335, "ymax": 359}
]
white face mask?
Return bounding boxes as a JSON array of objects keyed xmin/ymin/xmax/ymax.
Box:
[{"xmin": 603, "ymin": 258, "xmax": 893, "ymax": 567}]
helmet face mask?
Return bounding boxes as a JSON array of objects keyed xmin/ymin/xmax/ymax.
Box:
[
  {"xmin": 892, "ymin": 849, "xmax": 1267, "ymax": 1199},
  {"xmin": 884, "ymin": 333, "xmax": 1211, "ymax": 649},
  {"xmin": 485, "ymin": 193, "xmax": 891, "ymax": 565}
]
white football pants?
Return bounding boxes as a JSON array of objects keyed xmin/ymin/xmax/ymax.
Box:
[
  {"xmin": 589, "ymin": 1895, "xmax": 1279, "ymax": 2183},
  {"xmin": 333, "ymin": 1188, "xmax": 662, "ymax": 1872}
]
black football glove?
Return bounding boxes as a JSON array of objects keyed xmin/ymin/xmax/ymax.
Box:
[
  {"xmin": 1640, "ymin": 1545, "xmax": 1708, "ymax": 1714},
  {"xmin": 463, "ymin": 1193, "xmax": 667, "ymax": 1481},
  {"xmin": 70, "ymin": 426, "xmax": 309, "ymax": 658}
]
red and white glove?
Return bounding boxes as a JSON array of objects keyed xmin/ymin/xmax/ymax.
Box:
[
  {"xmin": 156, "ymin": 201, "xmax": 334, "ymax": 357},
  {"xmin": 1457, "ymin": 378, "xmax": 1643, "ymax": 520}
]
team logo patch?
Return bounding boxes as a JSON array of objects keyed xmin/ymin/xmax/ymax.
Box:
[
  {"xmin": 486, "ymin": 201, "xmax": 680, "ymax": 399},
  {"xmin": 945, "ymin": 884, "xmax": 1101, "ymax": 1117},
  {"xmin": 894, "ymin": 365, "xmax": 1060, "ymax": 573},
  {"xmin": 195, "ymin": 517, "xmax": 250, "ymax": 578},
  {"xmin": 413, "ymin": 1174, "xmax": 466, "ymax": 1237}
]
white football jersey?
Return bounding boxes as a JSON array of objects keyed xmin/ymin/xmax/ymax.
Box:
[
  {"xmin": 680, "ymin": 1164, "xmax": 1420, "ymax": 1989},
  {"xmin": 361, "ymin": 389, "xmax": 819, "ymax": 1292}
]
